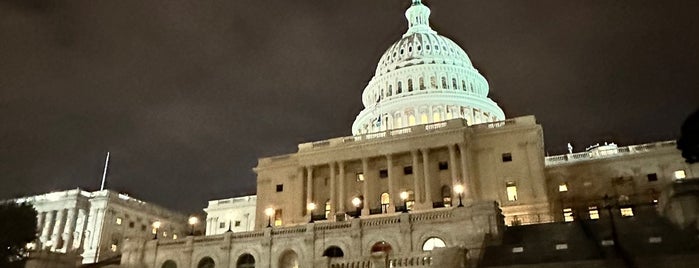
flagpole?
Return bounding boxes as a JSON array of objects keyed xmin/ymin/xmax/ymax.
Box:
[{"xmin": 100, "ymin": 152, "xmax": 110, "ymax": 191}]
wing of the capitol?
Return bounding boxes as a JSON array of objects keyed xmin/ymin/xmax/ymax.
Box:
[{"xmin": 8, "ymin": 1, "xmax": 699, "ymax": 267}]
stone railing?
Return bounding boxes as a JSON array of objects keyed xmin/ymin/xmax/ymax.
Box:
[
  {"xmin": 545, "ymin": 140, "xmax": 677, "ymax": 166},
  {"xmin": 271, "ymin": 225, "xmax": 307, "ymax": 236},
  {"xmin": 329, "ymin": 252, "xmax": 434, "ymax": 268},
  {"xmin": 409, "ymin": 209, "xmax": 452, "ymax": 223}
]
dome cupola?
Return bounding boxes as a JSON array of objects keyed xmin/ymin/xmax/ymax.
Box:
[{"xmin": 352, "ymin": 0, "xmax": 505, "ymax": 135}]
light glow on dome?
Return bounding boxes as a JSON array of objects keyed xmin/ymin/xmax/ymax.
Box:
[{"xmin": 351, "ymin": 0, "xmax": 505, "ymax": 135}]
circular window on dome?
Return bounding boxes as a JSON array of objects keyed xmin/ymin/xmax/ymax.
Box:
[
  {"xmin": 400, "ymin": 49, "xmax": 404, "ymax": 54},
  {"xmin": 408, "ymin": 47, "xmax": 412, "ymax": 52}
]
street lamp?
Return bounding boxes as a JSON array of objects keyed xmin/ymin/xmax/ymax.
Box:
[
  {"xmin": 307, "ymin": 203, "xmax": 317, "ymax": 223},
  {"xmin": 152, "ymin": 221, "xmax": 161, "ymax": 240},
  {"xmin": 188, "ymin": 216, "xmax": 198, "ymax": 235},
  {"xmin": 400, "ymin": 191, "xmax": 409, "ymax": 213},
  {"xmin": 265, "ymin": 207, "xmax": 275, "ymax": 228},
  {"xmin": 454, "ymin": 184, "xmax": 464, "ymax": 207},
  {"xmin": 351, "ymin": 197, "xmax": 362, "ymax": 218}
]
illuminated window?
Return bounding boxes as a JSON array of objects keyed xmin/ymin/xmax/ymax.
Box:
[
  {"xmin": 512, "ymin": 247, "xmax": 524, "ymax": 253},
  {"xmin": 356, "ymin": 173, "xmax": 365, "ymax": 182},
  {"xmin": 422, "ymin": 237, "xmax": 446, "ymax": 251},
  {"xmin": 555, "ymin": 243, "xmax": 568, "ymax": 250},
  {"xmin": 558, "ymin": 183, "xmax": 568, "ymax": 192},
  {"xmin": 111, "ymin": 244, "xmax": 118, "ymax": 252},
  {"xmin": 506, "ymin": 182, "xmax": 518, "ymax": 201},
  {"xmin": 408, "ymin": 115, "xmax": 416, "ymax": 126},
  {"xmin": 115, "ymin": 218, "xmax": 122, "ymax": 225},
  {"xmin": 274, "ymin": 209, "xmax": 283, "ymax": 226},
  {"xmin": 172, "ymin": 234, "xmax": 178, "ymax": 240},
  {"xmin": 620, "ymin": 207, "xmax": 634, "ymax": 217},
  {"xmin": 433, "ymin": 111, "xmax": 441, "ymax": 122},
  {"xmin": 325, "ymin": 200, "xmax": 331, "ymax": 218},
  {"xmin": 674, "ymin": 170, "xmax": 686, "ymax": 180},
  {"xmin": 589, "ymin": 206, "xmax": 599, "ymax": 220},
  {"xmin": 405, "ymin": 191, "xmax": 415, "ymax": 211},
  {"xmin": 563, "ymin": 208, "xmax": 574, "ymax": 222},
  {"xmin": 380, "ymin": 193, "xmax": 390, "ymax": 213},
  {"xmin": 163, "ymin": 232, "xmax": 168, "ymax": 237},
  {"xmin": 420, "ymin": 113, "xmax": 428, "ymax": 123}
]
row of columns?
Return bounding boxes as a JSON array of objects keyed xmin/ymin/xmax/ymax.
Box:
[
  {"xmin": 302, "ymin": 143, "xmax": 476, "ymax": 219},
  {"xmin": 37, "ymin": 208, "xmax": 88, "ymax": 253}
]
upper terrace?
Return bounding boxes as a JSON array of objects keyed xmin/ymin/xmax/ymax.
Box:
[{"xmin": 544, "ymin": 140, "xmax": 678, "ymax": 167}]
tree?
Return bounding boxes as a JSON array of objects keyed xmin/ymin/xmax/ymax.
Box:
[
  {"xmin": 0, "ymin": 202, "xmax": 37, "ymax": 267},
  {"xmin": 678, "ymin": 108, "xmax": 699, "ymax": 164}
]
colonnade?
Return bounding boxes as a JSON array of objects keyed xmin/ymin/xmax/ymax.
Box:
[
  {"xmin": 36, "ymin": 207, "xmax": 88, "ymax": 253},
  {"xmin": 301, "ymin": 143, "xmax": 477, "ymax": 220}
]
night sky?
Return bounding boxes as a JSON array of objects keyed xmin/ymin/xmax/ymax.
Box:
[{"xmin": 1, "ymin": 0, "xmax": 698, "ymax": 213}]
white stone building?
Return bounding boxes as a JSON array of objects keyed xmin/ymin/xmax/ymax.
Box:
[
  {"xmin": 14, "ymin": 188, "xmax": 189, "ymax": 264},
  {"xmin": 204, "ymin": 195, "xmax": 256, "ymax": 235},
  {"xmin": 119, "ymin": 1, "xmax": 699, "ymax": 267}
]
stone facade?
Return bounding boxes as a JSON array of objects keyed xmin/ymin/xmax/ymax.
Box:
[
  {"xmin": 14, "ymin": 189, "xmax": 189, "ymax": 264},
  {"xmin": 121, "ymin": 201, "xmax": 502, "ymax": 268},
  {"xmin": 204, "ymin": 195, "xmax": 257, "ymax": 235}
]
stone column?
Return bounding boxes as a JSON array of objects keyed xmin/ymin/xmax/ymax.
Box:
[
  {"xmin": 36, "ymin": 212, "xmax": 45, "ymax": 248},
  {"xmin": 338, "ymin": 161, "xmax": 346, "ymax": 213},
  {"xmin": 361, "ymin": 158, "xmax": 370, "ymax": 216},
  {"xmin": 329, "ymin": 162, "xmax": 337, "ymax": 219},
  {"xmin": 386, "ymin": 154, "xmax": 396, "ymax": 213},
  {"xmin": 51, "ymin": 209, "xmax": 66, "ymax": 251},
  {"xmin": 73, "ymin": 208, "xmax": 88, "ymax": 251},
  {"xmin": 40, "ymin": 210, "xmax": 54, "ymax": 248},
  {"xmin": 422, "ymin": 148, "xmax": 433, "ymax": 208},
  {"xmin": 458, "ymin": 143, "xmax": 474, "ymax": 199},
  {"xmin": 411, "ymin": 150, "xmax": 422, "ymax": 205},
  {"xmin": 306, "ymin": 166, "xmax": 314, "ymax": 216},
  {"xmin": 61, "ymin": 208, "xmax": 77, "ymax": 252},
  {"xmin": 448, "ymin": 144, "xmax": 460, "ymax": 206}
]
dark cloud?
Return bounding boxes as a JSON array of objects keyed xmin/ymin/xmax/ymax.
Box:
[{"xmin": 1, "ymin": 0, "xmax": 698, "ymax": 213}]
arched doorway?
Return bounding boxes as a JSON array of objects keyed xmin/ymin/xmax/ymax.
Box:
[
  {"xmin": 422, "ymin": 237, "xmax": 446, "ymax": 251},
  {"xmin": 236, "ymin": 254, "xmax": 255, "ymax": 268},
  {"xmin": 197, "ymin": 257, "xmax": 215, "ymax": 268},
  {"xmin": 370, "ymin": 241, "xmax": 393, "ymax": 255},
  {"xmin": 161, "ymin": 260, "xmax": 177, "ymax": 268},
  {"xmin": 322, "ymin": 246, "xmax": 344, "ymax": 258},
  {"xmin": 278, "ymin": 250, "xmax": 299, "ymax": 268}
]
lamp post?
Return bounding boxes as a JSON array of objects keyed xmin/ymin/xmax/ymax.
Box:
[
  {"xmin": 400, "ymin": 191, "xmax": 409, "ymax": 213},
  {"xmin": 188, "ymin": 216, "xmax": 198, "ymax": 236},
  {"xmin": 351, "ymin": 197, "xmax": 362, "ymax": 218},
  {"xmin": 454, "ymin": 184, "xmax": 464, "ymax": 207},
  {"xmin": 152, "ymin": 221, "xmax": 161, "ymax": 240},
  {"xmin": 307, "ymin": 203, "xmax": 317, "ymax": 223},
  {"xmin": 265, "ymin": 207, "xmax": 275, "ymax": 228}
]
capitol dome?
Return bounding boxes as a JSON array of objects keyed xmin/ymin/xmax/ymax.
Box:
[{"xmin": 352, "ymin": 0, "xmax": 505, "ymax": 135}]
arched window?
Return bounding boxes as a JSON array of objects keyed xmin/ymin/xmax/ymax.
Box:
[
  {"xmin": 408, "ymin": 115, "xmax": 416, "ymax": 126},
  {"xmin": 323, "ymin": 246, "xmax": 344, "ymax": 258},
  {"xmin": 236, "ymin": 254, "xmax": 255, "ymax": 268},
  {"xmin": 419, "ymin": 77, "xmax": 426, "ymax": 90},
  {"xmin": 380, "ymin": 193, "xmax": 390, "ymax": 213},
  {"xmin": 462, "ymin": 80, "xmax": 467, "ymax": 91},
  {"xmin": 389, "ymin": 85, "xmax": 393, "ymax": 95},
  {"xmin": 325, "ymin": 200, "xmax": 331, "ymax": 219},
  {"xmin": 432, "ymin": 110, "xmax": 441, "ymax": 122},
  {"xmin": 430, "ymin": 76, "xmax": 437, "ymax": 89},
  {"xmin": 397, "ymin": 81, "xmax": 403, "ymax": 94},
  {"xmin": 162, "ymin": 260, "xmax": 177, "ymax": 268},
  {"xmin": 420, "ymin": 113, "xmax": 428, "ymax": 124},
  {"xmin": 279, "ymin": 250, "xmax": 299, "ymax": 268},
  {"xmin": 394, "ymin": 113, "xmax": 402, "ymax": 128},
  {"xmin": 442, "ymin": 77, "xmax": 448, "ymax": 89},
  {"xmin": 408, "ymin": 79, "xmax": 414, "ymax": 92},
  {"xmin": 441, "ymin": 186, "xmax": 452, "ymax": 207},
  {"xmin": 197, "ymin": 257, "xmax": 215, "ymax": 268},
  {"xmin": 452, "ymin": 78, "xmax": 458, "ymax": 90},
  {"xmin": 422, "ymin": 237, "xmax": 446, "ymax": 251},
  {"xmin": 371, "ymin": 241, "xmax": 393, "ymax": 254}
]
